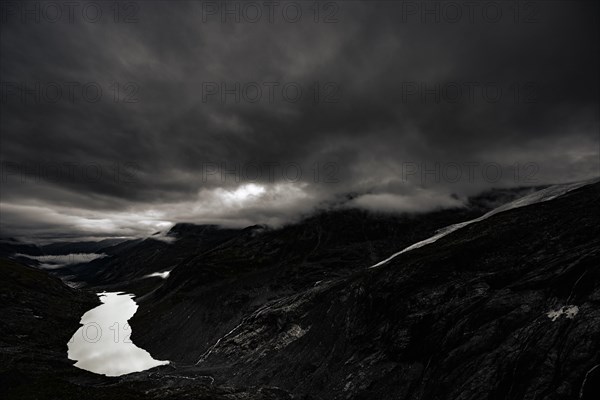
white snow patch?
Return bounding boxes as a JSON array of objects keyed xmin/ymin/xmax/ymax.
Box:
[
  {"xmin": 369, "ymin": 180, "xmax": 594, "ymax": 269},
  {"xmin": 547, "ymin": 305, "xmax": 579, "ymax": 321},
  {"xmin": 143, "ymin": 270, "xmax": 171, "ymax": 279}
]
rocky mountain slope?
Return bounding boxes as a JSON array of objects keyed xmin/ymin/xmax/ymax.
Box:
[
  {"xmin": 2, "ymin": 183, "xmax": 598, "ymax": 399},
  {"xmin": 0, "ymin": 258, "xmax": 301, "ymax": 399},
  {"xmin": 129, "ymin": 189, "xmax": 539, "ymax": 364},
  {"xmin": 130, "ymin": 181, "xmax": 600, "ymax": 399}
]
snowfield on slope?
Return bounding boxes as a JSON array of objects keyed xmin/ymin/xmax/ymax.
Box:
[{"xmin": 369, "ymin": 179, "xmax": 596, "ymax": 269}]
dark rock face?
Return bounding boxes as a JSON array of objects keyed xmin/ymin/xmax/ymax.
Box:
[
  {"xmin": 126, "ymin": 182, "xmax": 599, "ymax": 399},
  {"xmin": 180, "ymin": 182, "xmax": 600, "ymax": 399},
  {"xmin": 130, "ymin": 199, "xmax": 501, "ymax": 364},
  {"xmin": 0, "ymin": 258, "xmax": 98, "ymax": 398}
]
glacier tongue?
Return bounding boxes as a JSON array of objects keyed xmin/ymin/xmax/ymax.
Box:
[{"xmin": 368, "ymin": 179, "xmax": 596, "ymax": 269}]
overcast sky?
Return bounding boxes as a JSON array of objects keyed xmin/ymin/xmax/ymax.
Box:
[{"xmin": 1, "ymin": 0, "xmax": 598, "ymax": 242}]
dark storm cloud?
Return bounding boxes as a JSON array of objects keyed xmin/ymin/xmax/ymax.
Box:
[{"xmin": 1, "ymin": 0, "xmax": 598, "ymax": 240}]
